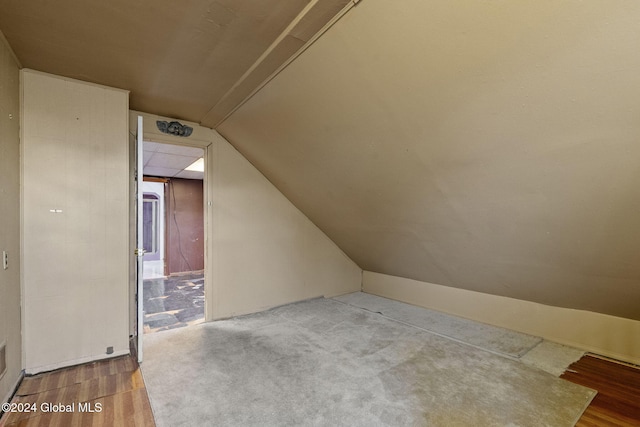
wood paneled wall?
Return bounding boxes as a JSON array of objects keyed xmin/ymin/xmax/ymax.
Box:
[{"xmin": 165, "ymin": 178, "xmax": 204, "ymax": 275}]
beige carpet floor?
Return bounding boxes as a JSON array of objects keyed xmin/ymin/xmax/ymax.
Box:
[
  {"xmin": 334, "ymin": 292, "xmax": 543, "ymax": 358},
  {"xmin": 142, "ymin": 297, "xmax": 595, "ymax": 426}
]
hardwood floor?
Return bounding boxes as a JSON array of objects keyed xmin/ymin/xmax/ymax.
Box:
[
  {"xmin": 562, "ymin": 354, "xmax": 640, "ymax": 427},
  {"xmin": 0, "ymin": 355, "xmax": 155, "ymax": 427}
]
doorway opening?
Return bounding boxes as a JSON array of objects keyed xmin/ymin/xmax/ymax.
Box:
[{"xmin": 141, "ymin": 141, "xmax": 206, "ymax": 334}]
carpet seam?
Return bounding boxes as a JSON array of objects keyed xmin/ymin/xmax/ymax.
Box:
[{"xmin": 330, "ymin": 298, "xmax": 527, "ymax": 361}]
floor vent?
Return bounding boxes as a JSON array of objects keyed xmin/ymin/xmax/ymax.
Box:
[{"xmin": 0, "ymin": 341, "xmax": 6, "ymax": 379}]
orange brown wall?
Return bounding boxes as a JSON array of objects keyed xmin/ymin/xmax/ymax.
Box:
[{"xmin": 165, "ymin": 178, "xmax": 204, "ymax": 275}]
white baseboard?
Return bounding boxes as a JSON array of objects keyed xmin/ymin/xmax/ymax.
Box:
[
  {"xmin": 25, "ymin": 349, "xmax": 130, "ymax": 375},
  {"xmin": 363, "ymin": 271, "xmax": 640, "ymax": 365},
  {"xmin": 2, "ymin": 369, "xmax": 24, "ymax": 406}
]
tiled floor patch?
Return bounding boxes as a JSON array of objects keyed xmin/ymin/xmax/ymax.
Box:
[{"xmin": 143, "ymin": 272, "xmax": 204, "ymax": 333}]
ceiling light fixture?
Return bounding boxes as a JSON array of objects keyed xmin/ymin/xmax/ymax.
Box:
[{"xmin": 185, "ymin": 158, "xmax": 204, "ymax": 172}]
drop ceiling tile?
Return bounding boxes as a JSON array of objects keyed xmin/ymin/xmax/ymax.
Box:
[
  {"xmin": 146, "ymin": 152, "xmax": 197, "ymax": 170},
  {"xmin": 156, "ymin": 144, "xmax": 204, "ymax": 157},
  {"xmin": 144, "ymin": 166, "xmax": 182, "ymax": 178},
  {"xmin": 143, "ymin": 151, "xmax": 154, "ymax": 166},
  {"xmin": 175, "ymin": 170, "xmax": 204, "ymax": 180},
  {"xmin": 143, "ymin": 141, "xmax": 163, "ymax": 152}
]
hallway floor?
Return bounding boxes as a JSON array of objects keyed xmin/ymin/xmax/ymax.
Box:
[{"xmin": 143, "ymin": 272, "xmax": 204, "ymax": 334}]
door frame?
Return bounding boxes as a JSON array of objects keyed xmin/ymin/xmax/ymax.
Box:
[
  {"xmin": 135, "ymin": 116, "xmax": 144, "ymax": 362},
  {"xmin": 129, "ymin": 111, "xmax": 214, "ymax": 361}
]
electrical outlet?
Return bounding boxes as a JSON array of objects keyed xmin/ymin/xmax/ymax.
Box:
[{"xmin": 2, "ymin": 251, "xmax": 7, "ymax": 270}]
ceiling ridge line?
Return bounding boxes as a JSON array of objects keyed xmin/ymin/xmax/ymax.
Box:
[
  {"xmin": 0, "ymin": 28, "xmax": 21, "ymax": 68},
  {"xmin": 198, "ymin": 0, "xmax": 323, "ymax": 127},
  {"xmin": 204, "ymin": 0, "xmax": 361, "ymax": 129}
]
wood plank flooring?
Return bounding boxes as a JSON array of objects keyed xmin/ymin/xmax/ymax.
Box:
[
  {"xmin": 561, "ymin": 354, "xmax": 640, "ymax": 427},
  {"xmin": 0, "ymin": 355, "xmax": 155, "ymax": 427}
]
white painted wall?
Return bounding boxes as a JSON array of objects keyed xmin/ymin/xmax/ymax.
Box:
[
  {"xmin": 363, "ymin": 271, "xmax": 640, "ymax": 365},
  {"xmin": 21, "ymin": 70, "xmax": 130, "ymax": 373},
  {"xmin": 130, "ymin": 111, "xmax": 362, "ymax": 322},
  {"xmin": 0, "ymin": 31, "xmax": 22, "ymax": 403}
]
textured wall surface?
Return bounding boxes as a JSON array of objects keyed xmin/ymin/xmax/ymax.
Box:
[
  {"xmin": 209, "ymin": 131, "xmax": 362, "ymax": 319},
  {"xmin": 22, "ymin": 70, "xmax": 130, "ymax": 373},
  {"xmin": 0, "ymin": 31, "xmax": 21, "ymax": 403},
  {"xmin": 219, "ymin": 0, "xmax": 640, "ymax": 320}
]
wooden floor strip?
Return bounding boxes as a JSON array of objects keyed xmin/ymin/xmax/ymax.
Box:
[
  {"xmin": 0, "ymin": 356, "xmax": 155, "ymax": 427},
  {"xmin": 562, "ymin": 354, "xmax": 640, "ymax": 427},
  {"xmin": 16, "ymin": 357, "xmax": 137, "ymax": 396}
]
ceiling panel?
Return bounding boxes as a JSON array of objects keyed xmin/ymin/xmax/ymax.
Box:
[
  {"xmin": 0, "ymin": 0, "xmax": 352, "ymax": 125},
  {"xmin": 175, "ymin": 170, "xmax": 205, "ymax": 180},
  {"xmin": 143, "ymin": 141, "xmax": 204, "ymax": 180},
  {"xmin": 146, "ymin": 152, "xmax": 198, "ymax": 170},
  {"xmin": 154, "ymin": 144, "xmax": 205, "ymax": 157},
  {"xmin": 144, "ymin": 166, "xmax": 183, "ymax": 178}
]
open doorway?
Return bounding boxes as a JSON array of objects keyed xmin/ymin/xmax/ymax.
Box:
[{"xmin": 141, "ymin": 141, "xmax": 206, "ymax": 334}]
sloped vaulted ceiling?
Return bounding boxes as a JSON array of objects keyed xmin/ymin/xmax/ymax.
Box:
[{"xmin": 217, "ymin": 0, "xmax": 640, "ymax": 320}]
